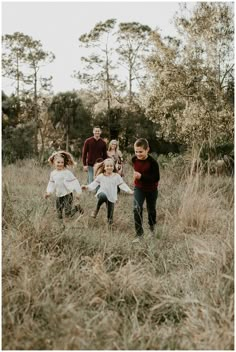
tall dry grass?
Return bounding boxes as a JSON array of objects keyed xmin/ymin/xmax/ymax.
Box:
[{"xmin": 2, "ymin": 158, "xmax": 234, "ymax": 350}]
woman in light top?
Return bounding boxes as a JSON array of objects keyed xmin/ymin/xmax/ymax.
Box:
[
  {"xmin": 45, "ymin": 151, "xmax": 83, "ymax": 219},
  {"xmin": 82, "ymin": 158, "xmax": 133, "ymax": 225},
  {"xmin": 107, "ymin": 139, "xmax": 124, "ymax": 176}
]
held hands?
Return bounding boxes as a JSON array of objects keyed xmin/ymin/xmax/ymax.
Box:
[
  {"xmin": 83, "ymin": 166, "xmax": 88, "ymax": 172},
  {"xmin": 133, "ymin": 171, "xmax": 141, "ymax": 181}
]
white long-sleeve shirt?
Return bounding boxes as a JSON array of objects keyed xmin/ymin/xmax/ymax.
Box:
[
  {"xmin": 46, "ymin": 169, "xmax": 82, "ymax": 197},
  {"xmin": 87, "ymin": 173, "xmax": 132, "ymax": 203}
]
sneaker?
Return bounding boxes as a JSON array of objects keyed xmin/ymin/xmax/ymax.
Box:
[
  {"xmin": 149, "ymin": 225, "xmax": 157, "ymax": 236},
  {"xmin": 132, "ymin": 235, "xmax": 144, "ymax": 243},
  {"xmin": 108, "ymin": 223, "xmax": 114, "ymax": 231},
  {"xmin": 70, "ymin": 205, "xmax": 79, "ymax": 217},
  {"xmin": 91, "ymin": 210, "xmax": 98, "ymax": 218}
]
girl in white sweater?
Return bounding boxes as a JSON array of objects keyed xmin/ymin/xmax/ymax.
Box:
[
  {"xmin": 45, "ymin": 151, "xmax": 83, "ymax": 219},
  {"xmin": 82, "ymin": 158, "xmax": 133, "ymax": 225}
]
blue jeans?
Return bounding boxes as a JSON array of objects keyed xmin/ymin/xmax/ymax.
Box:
[
  {"xmin": 97, "ymin": 192, "xmax": 114, "ymax": 224},
  {"xmin": 133, "ymin": 187, "xmax": 158, "ymax": 236},
  {"xmin": 87, "ymin": 165, "xmax": 94, "ymax": 184}
]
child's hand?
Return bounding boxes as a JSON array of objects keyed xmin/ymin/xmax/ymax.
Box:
[
  {"xmin": 81, "ymin": 185, "xmax": 88, "ymax": 190},
  {"xmin": 44, "ymin": 193, "xmax": 50, "ymax": 199},
  {"xmin": 76, "ymin": 194, "xmax": 80, "ymax": 200},
  {"xmin": 128, "ymin": 190, "xmax": 134, "ymax": 195},
  {"xmin": 133, "ymin": 171, "xmax": 141, "ymax": 180}
]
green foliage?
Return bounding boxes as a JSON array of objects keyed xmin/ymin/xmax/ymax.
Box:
[
  {"xmin": 76, "ymin": 19, "xmax": 118, "ymax": 95},
  {"xmin": 116, "ymin": 22, "xmax": 151, "ymax": 102},
  {"xmin": 2, "ymin": 123, "xmax": 35, "ymax": 164},
  {"xmin": 1, "ymin": 92, "xmax": 36, "ymax": 163},
  {"xmin": 3, "ymin": 7, "xmax": 234, "ymax": 159},
  {"xmin": 80, "ymin": 19, "xmax": 116, "ymax": 43},
  {"xmin": 2, "ymin": 32, "xmax": 55, "ymax": 156},
  {"xmin": 2, "ymin": 32, "xmax": 55, "ymax": 97},
  {"xmin": 93, "ymin": 106, "xmax": 123, "ymax": 139},
  {"xmin": 48, "ymin": 91, "xmax": 92, "ymax": 152},
  {"xmin": 93, "ymin": 103, "xmax": 158, "ymax": 150},
  {"xmin": 2, "ymin": 32, "xmax": 30, "ymax": 96},
  {"xmin": 142, "ymin": 3, "xmax": 234, "ymax": 149},
  {"xmin": 2, "ymin": 91, "xmax": 20, "ymax": 128}
]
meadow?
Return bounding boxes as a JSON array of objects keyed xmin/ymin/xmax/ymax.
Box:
[{"xmin": 2, "ymin": 157, "xmax": 234, "ymax": 350}]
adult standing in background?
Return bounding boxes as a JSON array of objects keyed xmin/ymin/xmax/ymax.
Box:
[
  {"xmin": 82, "ymin": 126, "xmax": 107, "ymax": 183},
  {"xmin": 107, "ymin": 139, "xmax": 124, "ymax": 176}
]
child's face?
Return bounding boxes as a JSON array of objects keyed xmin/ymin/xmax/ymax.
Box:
[
  {"xmin": 54, "ymin": 156, "xmax": 65, "ymax": 170},
  {"xmin": 134, "ymin": 146, "xmax": 149, "ymax": 160},
  {"xmin": 104, "ymin": 160, "xmax": 114, "ymax": 174}
]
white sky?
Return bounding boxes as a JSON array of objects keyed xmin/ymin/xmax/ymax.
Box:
[{"xmin": 2, "ymin": 1, "xmax": 196, "ymax": 94}]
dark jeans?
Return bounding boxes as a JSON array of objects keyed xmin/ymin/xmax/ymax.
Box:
[
  {"xmin": 97, "ymin": 192, "xmax": 114, "ymax": 224},
  {"xmin": 56, "ymin": 193, "xmax": 74, "ymax": 218},
  {"xmin": 133, "ymin": 187, "xmax": 158, "ymax": 236}
]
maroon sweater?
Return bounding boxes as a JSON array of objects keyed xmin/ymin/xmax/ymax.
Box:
[
  {"xmin": 132, "ymin": 155, "xmax": 160, "ymax": 192},
  {"xmin": 82, "ymin": 137, "xmax": 107, "ymax": 166}
]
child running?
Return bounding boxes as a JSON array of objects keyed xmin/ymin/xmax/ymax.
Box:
[
  {"xmin": 132, "ymin": 138, "xmax": 160, "ymax": 241},
  {"xmin": 45, "ymin": 151, "xmax": 84, "ymax": 219},
  {"xmin": 82, "ymin": 158, "xmax": 133, "ymax": 225}
]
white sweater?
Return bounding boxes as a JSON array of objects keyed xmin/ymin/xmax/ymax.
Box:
[
  {"xmin": 87, "ymin": 173, "xmax": 132, "ymax": 203},
  {"xmin": 46, "ymin": 169, "xmax": 82, "ymax": 197}
]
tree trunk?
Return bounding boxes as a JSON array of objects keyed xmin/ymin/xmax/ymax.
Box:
[
  {"xmin": 129, "ymin": 63, "xmax": 132, "ymax": 104},
  {"xmin": 66, "ymin": 132, "xmax": 69, "ymax": 152},
  {"xmin": 39, "ymin": 127, "xmax": 45, "ymax": 164},
  {"xmin": 33, "ymin": 68, "xmax": 38, "ymax": 155},
  {"xmin": 66, "ymin": 118, "xmax": 70, "ymax": 151}
]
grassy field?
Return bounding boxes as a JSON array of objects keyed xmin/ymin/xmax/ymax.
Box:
[{"xmin": 2, "ymin": 158, "xmax": 234, "ymax": 350}]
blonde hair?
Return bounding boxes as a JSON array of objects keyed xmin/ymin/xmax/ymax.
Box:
[
  {"xmin": 108, "ymin": 139, "xmax": 123, "ymax": 160},
  {"xmin": 108, "ymin": 139, "xmax": 119, "ymax": 151},
  {"xmin": 48, "ymin": 151, "xmax": 76, "ymax": 167},
  {"xmin": 94, "ymin": 158, "xmax": 117, "ymax": 176}
]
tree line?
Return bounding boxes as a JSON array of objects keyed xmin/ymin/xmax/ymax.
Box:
[{"xmin": 2, "ymin": 2, "xmax": 234, "ymax": 163}]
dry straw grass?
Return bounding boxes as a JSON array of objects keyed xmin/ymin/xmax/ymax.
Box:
[{"xmin": 2, "ymin": 158, "xmax": 234, "ymax": 350}]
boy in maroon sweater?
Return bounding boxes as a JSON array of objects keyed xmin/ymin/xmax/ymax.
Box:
[{"xmin": 132, "ymin": 138, "xmax": 160, "ymax": 240}]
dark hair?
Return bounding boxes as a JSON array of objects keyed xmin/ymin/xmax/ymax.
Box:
[{"xmin": 134, "ymin": 138, "xmax": 149, "ymax": 150}]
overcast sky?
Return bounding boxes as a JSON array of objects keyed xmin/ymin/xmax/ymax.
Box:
[{"xmin": 2, "ymin": 1, "xmax": 196, "ymax": 94}]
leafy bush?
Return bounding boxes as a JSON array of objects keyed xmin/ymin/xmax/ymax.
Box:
[{"xmin": 2, "ymin": 122, "xmax": 35, "ymax": 164}]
